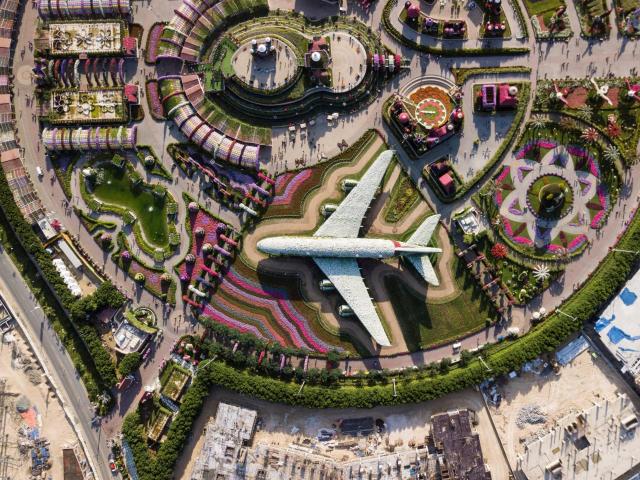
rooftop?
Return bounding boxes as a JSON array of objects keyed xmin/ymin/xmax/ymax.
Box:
[
  {"xmin": 431, "ymin": 409, "xmax": 492, "ymax": 480},
  {"xmin": 517, "ymin": 394, "xmax": 640, "ymax": 480}
]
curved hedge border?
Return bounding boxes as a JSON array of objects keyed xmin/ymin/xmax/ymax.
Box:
[
  {"xmin": 123, "ymin": 170, "xmax": 640, "ymax": 479},
  {"xmin": 450, "ymin": 66, "xmax": 532, "ymax": 85},
  {"xmin": 382, "ymin": 0, "xmax": 530, "ymax": 56}
]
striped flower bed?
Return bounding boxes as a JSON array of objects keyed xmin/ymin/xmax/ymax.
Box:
[
  {"xmin": 145, "ymin": 80, "xmax": 165, "ymax": 120},
  {"xmin": 270, "ymin": 169, "xmax": 313, "ymax": 207},
  {"xmin": 145, "ymin": 22, "xmax": 165, "ymax": 64}
]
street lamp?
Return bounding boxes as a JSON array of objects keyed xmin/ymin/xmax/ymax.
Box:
[
  {"xmin": 195, "ymin": 356, "xmax": 216, "ymax": 376},
  {"xmin": 610, "ymin": 248, "xmax": 640, "ymax": 255},
  {"xmin": 556, "ymin": 309, "xmax": 577, "ymax": 322}
]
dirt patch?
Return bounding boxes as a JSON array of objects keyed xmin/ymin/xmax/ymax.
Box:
[
  {"xmin": 174, "ymin": 387, "xmax": 510, "ymax": 480},
  {"xmin": 0, "ymin": 330, "xmax": 80, "ymax": 480},
  {"xmin": 488, "ymin": 348, "xmax": 635, "ymax": 466}
]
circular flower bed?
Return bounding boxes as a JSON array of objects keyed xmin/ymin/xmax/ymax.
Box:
[{"xmin": 526, "ymin": 174, "xmax": 574, "ymax": 219}]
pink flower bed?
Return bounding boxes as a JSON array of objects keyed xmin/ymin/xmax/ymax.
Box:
[
  {"xmin": 496, "ymin": 166, "xmax": 511, "ymax": 184},
  {"xmin": 178, "ymin": 207, "xmax": 226, "ymax": 282},
  {"xmin": 146, "ymin": 81, "xmax": 164, "ymax": 119},
  {"xmin": 224, "ymin": 269, "xmax": 331, "ymax": 352},
  {"xmin": 201, "ymin": 304, "xmax": 265, "ymax": 339},
  {"xmin": 271, "ymin": 169, "xmax": 313, "ymax": 206},
  {"xmin": 515, "ymin": 140, "xmax": 557, "ymax": 159},
  {"xmin": 567, "ymin": 234, "xmax": 587, "ymax": 251},
  {"xmin": 146, "ymin": 23, "xmax": 164, "ymax": 63}
]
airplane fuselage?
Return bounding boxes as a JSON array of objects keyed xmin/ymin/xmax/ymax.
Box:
[{"xmin": 257, "ymin": 236, "xmax": 441, "ymax": 259}]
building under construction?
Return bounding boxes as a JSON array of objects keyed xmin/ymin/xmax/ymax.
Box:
[
  {"xmin": 430, "ymin": 410, "xmax": 492, "ymax": 480},
  {"xmin": 189, "ymin": 404, "xmax": 491, "ymax": 480}
]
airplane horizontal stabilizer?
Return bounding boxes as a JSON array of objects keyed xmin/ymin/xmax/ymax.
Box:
[
  {"xmin": 406, "ymin": 255, "xmax": 440, "ymax": 286},
  {"xmin": 408, "ymin": 214, "xmax": 441, "ymax": 246}
]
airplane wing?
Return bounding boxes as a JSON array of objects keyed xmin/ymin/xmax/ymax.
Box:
[
  {"xmin": 313, "ymin": 257, "xmax": 391, "ymax": 347},
  {"xmin": 314, "ymin": 150, "xmax": 394, "ymax": 239}
]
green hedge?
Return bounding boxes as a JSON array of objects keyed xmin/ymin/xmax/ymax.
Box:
[
  {"xmin": 123, "ymin": 197, "xmax": 640, "ymax": 478},
  {"xmin": 382, "ymin": 0, "xmax": 529, "ymax": 56},
  {"xmin": 0, "ymin": 166, "xmax": 124, "ymax": 395},
  {"xmin": 450, "ymin": 66, "xmax": 532, "ymax": 85}
]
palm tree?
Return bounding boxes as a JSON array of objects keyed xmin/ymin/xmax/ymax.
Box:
[
  {"xmin": 581, "ymin": 127, "xmax": 599, "ymax": 143},
  {"xmin": 533, "ymin": 264, "xmax": 550, "ymax": 282},
  {"xmin": 603, "ymin": 144, "xmax": 621, "ymax": 162},
  {"xmin": 577, "ymin": 104, "xmax": 593, "ymax": 121},
  {"xmin": 559, "ymin": 116, "xmax": 577, "ymax": 131},
  {"xmin": 530, "ymin": 114, "xmax": 546, "ymax": 130}
]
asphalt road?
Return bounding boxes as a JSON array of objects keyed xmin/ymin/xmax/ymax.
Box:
[{"xmin": 0, "ymin": 248, "xmax": 111, "ymax": 480}]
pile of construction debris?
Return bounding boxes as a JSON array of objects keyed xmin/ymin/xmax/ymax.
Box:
[{"xmin": 516, "ymin": 405, "xmax": 547, "ymax": 428}]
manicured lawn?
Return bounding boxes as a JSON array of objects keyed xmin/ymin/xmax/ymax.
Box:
[
  {"xmin": 523, "ymin": 0, "xmax": 565, "ymax": 16},
  {"xmin": 90, "ymin": 163, "xmax": 169, "ymax": 247},
  {"xmin": 385, "ymin": 257, "xmax": 496, "ymax": 351}
]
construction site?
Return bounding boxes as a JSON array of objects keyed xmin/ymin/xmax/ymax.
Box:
[
  {"xmin": 177, "ymin": 388, "xmax": 508, "ymax": 480},
  {"xmin": 484, "ymin": 336, "xmax": 640, "ymax": 479},
  {"xmin": 0, "ymin": 328, "xmax": 88, "ymax": 480}
]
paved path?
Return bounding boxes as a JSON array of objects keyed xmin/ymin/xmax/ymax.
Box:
[
  {"xmin": 7, "ymin": 0, "xmax": 640, "ymax": 471},
  {"xmin": 0, "ymin": 249, "xmax": 113, "ymax": 480}
]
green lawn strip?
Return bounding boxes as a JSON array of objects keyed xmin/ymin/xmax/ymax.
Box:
[
  {"xmin": 386, "ymin": 256, "xmax": 497, "ymax": 350},
  {"xmin": 73, "ymin": 207, "xmax": 117, "ymax": 233},
  {"xmin": 523, "ymin": 0, "xmax": 564, "ymax": 15},
  {"xmin": 382, "ymin": 167, "xmax": 422, "ymax": 223}
]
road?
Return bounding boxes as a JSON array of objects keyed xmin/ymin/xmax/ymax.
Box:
[{"xmin": 0, "ymin": 248, "xmax": 113, "ymax": 480}]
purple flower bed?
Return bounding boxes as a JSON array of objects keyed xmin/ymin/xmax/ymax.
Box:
[
  {"xmin": 515, "ymin": 140, "xmax": 557, "ymax": 160},
  {"xmin": 508, "ymin": 198, "xmax": 524, "ymax": 216},
  {"xmin": 145, "ymin": 23, "xmax": 164, "ymax": 64},
  {"xmin": 517, "ymin": 165, "xmax": 533, "ymax": 182},
  {"xmin": 271, "ymin": 169, "xmax": 313, "ymax": 206},
  {"xmin": 146, "ymin": 80, "xmax": 165, "ymax": 120}
]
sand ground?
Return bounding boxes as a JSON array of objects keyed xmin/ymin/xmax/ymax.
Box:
[
  {"xmin": 175, "ymin": 386, "xmax": 510, "ymax": 480},
  {"xmin": 0, "ymin": 330, "xmax": 79, "ymax": 480},
  {"xmin": 488, "ymin": 348, "xmax": 637, "ymax": 467}
]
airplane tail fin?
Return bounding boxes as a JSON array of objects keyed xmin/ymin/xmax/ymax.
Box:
[{"xmin": 406, "ymin": 215, "xmax": 441, "ymax": 286}]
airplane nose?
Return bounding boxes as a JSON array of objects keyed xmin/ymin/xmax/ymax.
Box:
[{"xmin": 257, "ymin": 239, "xmax": 270, "ymax": 253}]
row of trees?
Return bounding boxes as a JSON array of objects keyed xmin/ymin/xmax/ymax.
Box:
[
  {"xmin": 0, "ymin": 165, "xmax": 125, "ymax": 397},
  {"xmin": 123, "ymin": 185, "xmax": 640, "ymax": 478}
]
